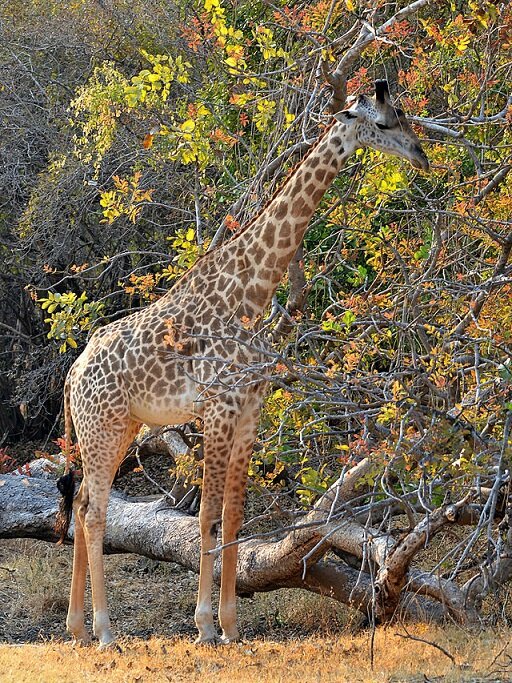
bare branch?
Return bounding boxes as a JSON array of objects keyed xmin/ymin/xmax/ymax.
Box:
[{"xmin": 325, "ymin": 0, "xmax": 437, "ymax": 112}]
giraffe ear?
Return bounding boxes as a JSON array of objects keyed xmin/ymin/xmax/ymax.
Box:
[
  {"xmin": 334, "ymin": 110, "xmax": 358, "ymax": 123},
  {"xmin": 375, "ymin": 80, "xmax": 390, "ymax": 104}
]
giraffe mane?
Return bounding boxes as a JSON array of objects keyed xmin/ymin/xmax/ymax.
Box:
[
  {"xmin": 169, "ymin": 119, "xmax": 337, "ymax": 288},
  {"xmin": 228, "ymin": 118, "xmax": 336, "ymax": 241}
]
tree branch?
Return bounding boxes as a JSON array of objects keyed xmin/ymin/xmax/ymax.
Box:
[{"xmin": 326, "ymin": 0, "xmax": 436, "ymax": 112}]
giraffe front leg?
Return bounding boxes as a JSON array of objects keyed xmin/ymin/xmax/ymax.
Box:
[
  {"xmin": 218, "ymin": 494, "xmax": 245, "ymax": 644},
  {"xmin": 219, "ymin": 402, "xmax": 261, "ymax": 644},
  {"xmin": 194, "ymin": 405, "xmax": 235, "ymax": 644}
]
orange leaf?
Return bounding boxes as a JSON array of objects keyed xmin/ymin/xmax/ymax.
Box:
[{"xmin": 224, "ymin": 214, "xmax": 241, "ymax": 231}]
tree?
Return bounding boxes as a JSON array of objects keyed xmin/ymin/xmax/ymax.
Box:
[{"xmin": 0, "ymin": 0, "xmax": 511, "ymax": 626}]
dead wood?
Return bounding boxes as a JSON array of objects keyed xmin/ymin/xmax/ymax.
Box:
[
  {"xmin": 373, "ymin": 503, "xmax": 480, "ymax": 624},
  {"xmin": 0, "ymin": 470, "xmax": 479, "ymax": 624}
]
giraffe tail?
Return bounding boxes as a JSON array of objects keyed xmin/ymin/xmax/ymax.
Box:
[{"xmin": 55, "ymin": 378, "xmax": 75, "ymax": 544}]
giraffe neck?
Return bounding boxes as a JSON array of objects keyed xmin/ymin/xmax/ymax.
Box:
[{"xmin": 230, "ymin": 121, "xmax": 354, "ymax": 319}]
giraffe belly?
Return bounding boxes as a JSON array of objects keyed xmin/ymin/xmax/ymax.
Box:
[{"xmin": 129, "ymin": 390, "xmax": 204, "ymax": 427}]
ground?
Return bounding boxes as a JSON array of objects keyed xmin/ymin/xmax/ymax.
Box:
[
  {"xmin": 2, "ymin": 453, "xmax": 512, "ymax": 681},
  {"xmin": 1, "ymin": 538, "xmax": 512, "ymax": 682},
  {"xmin": 0, "ymin": 537, "xmax": 352, "ymax": 644}
]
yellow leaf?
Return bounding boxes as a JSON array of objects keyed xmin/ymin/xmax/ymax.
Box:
[
  {"xmin": 180, "ymin": 119, "xmax": 196, "ymax": 133},
  {"xmin": 453, "ymin": 34, "xmax": 471, "ymax": 53},
  {"xmin": 345, "ymin": 0, "xmax": 355, "ymax": 10},
  {"xmin": 181, "ymin": 149, "xmax": 196, "ymax": 164}
]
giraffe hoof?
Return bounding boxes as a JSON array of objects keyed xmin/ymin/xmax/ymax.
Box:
[
  {"xmin": 69, "ymin": 630, "xmax": 92, "ymax": 647},
  {"xmin": 71, "ymin": 635, "xmax": 91, "ymax": 647},
  {"xmin": 97, "ymin": 637, "xmax": 119, "ymax": 652},
  {"xmin": 194, "ymin": 634, "xmax": 218, "ymax": 646},
  {"xmin": 219, "ymin": 634, "xmax": 239, "ymax": 645}
]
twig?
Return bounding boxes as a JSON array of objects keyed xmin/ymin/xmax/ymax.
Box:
[
  {"xmin": 134, "ymin": 447, "xmax": 176, "ymax": 502},
  {"xmin": 395, "ymin": 629, "xmax": 456, "ymax": 665},
  {"xmin": 487, "ymin": 639, "xmax": 512, "ymax": 672}
]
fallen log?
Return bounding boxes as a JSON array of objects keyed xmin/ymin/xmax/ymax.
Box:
[
  {"xmin": 0, "ymin": 472, "xmax": 476, "ymax": 623},
  {"xmin": 0, "ymin": 473, "xmax": 352, "ymax": 598}
]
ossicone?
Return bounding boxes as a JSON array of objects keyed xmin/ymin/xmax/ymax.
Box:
[{"xmin": 375, "ymin": 80, "xmax": 390, "ymax": 104}]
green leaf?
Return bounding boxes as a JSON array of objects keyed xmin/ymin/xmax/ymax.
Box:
[{"xmin": 342, "ymin": 310, "xmax": 356, "ymax": 329}]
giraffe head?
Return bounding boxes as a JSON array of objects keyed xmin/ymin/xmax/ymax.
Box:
[{"xmin": 334, "ymin": 80, "xmax": 429, "ymax": 171}]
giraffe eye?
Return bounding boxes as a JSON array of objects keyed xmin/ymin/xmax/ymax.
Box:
[{"xmin": 376, "ymin": 122, "xmax": 390, "ymax": 130}]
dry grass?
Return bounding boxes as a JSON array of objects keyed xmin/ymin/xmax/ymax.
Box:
[
  {"xmin": 1, "ymin": 542, "xmax": 70, "ymax": 619},
  {"xmin": 2, "ymin": 539, "xmax": 512, "ymax": 682},
  {"xmin": 0, "ymin": 626, "xmax": 510, "ymax": 683}
]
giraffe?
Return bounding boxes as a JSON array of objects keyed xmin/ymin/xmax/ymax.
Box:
[{"xmin": 56, "ymin": 80, "xmax": 429, "ymax": 648}]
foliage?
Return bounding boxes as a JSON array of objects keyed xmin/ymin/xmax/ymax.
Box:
[
  {"xmin": 38, "ymin": 291, "xmax": 105, "ymax": 353},
  {"xmin": 100, "ymin": 172, "xmax": 154, "ymax": 224},
  {"xmin": 0, "ymin": 0, "xmax": 511, "ymax": 619},
  {"xmin": 163, "ymin": 228, "xmax": 209, "ymax": 280},
  {"xmin": 0, "ymin": 448, "xmax": 29, "ymax": 475}
]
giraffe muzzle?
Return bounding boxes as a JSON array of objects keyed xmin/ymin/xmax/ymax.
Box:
[{"xmin": 411, "ymin": 146, "xmax": 430, "ymax": 172}]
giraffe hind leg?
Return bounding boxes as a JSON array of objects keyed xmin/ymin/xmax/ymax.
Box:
[
  {"xmin": 70, "ymin": 418, "xmax": 140, "ymax": 648},
  {"xmin": 66, "ymin": 481, "xmax": 90, "ymax": 645},
  {"xmin": 82, "ymin": 481, "xmax": 114, "ymax": 647}
]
